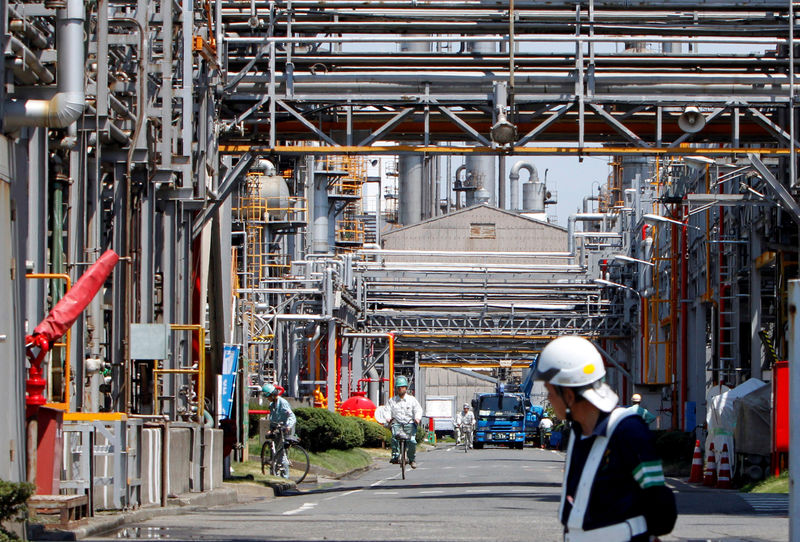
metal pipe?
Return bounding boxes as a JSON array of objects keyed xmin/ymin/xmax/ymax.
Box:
[
  {"xmin": 222, "ymin": 35, "xmax": 790, "ymax": 45},
  {"xmin": 312, "ymin": 158, "xmax": 329, "ymax": 253},
  {"xmin": 8, "ymin": 7, "xmax": 49, "ymax": 49},
  {"xmin": 358, "ymin": 248, "xmax": 573, "ymax": 258},
  {"xmin": 4, "ymin": 0, "xmax": 86, "ymax": 130},
  {"xmin": 8, "ymin": 37, "xmax": 55, "ymax": 84},
  {"xmin": 509, "ymin": 161, "xmax": 537, "ymax": 211},
  {"xmin": 568, "ymin": 213, "xmax": 613, "ymax": 254}
]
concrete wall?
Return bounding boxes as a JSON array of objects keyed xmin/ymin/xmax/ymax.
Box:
[
  {"xmin": 203, "ymin": 428, "xmax": 223, "ymax": 490},
  {"xmin": 167, "ymin": 427, "xmax": 192, "ymax": 496},
  {"xmin": 382, "ymin": 205, "xmax": 568, "ymax": 264},
  {"xmin": 140, "ymin": 428, "xmax": 162, "ymax": 506}
]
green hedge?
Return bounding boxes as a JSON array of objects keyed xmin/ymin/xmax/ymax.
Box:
[
  {"xmin": 294, "ymin": 407, "xmax": 371, "ymax": 452},
  {"xmin": 0, "ymin": 480, "xmax": 34, "ymax": 541},
  {"xmin": 337, "ymin": 416, "xmax": 365, "ymax": 450},
  {"xmin": 295, "ymin": 407, "xmax": 347, "ymax": 452},
  {"xmin": 416, "ymin": 423, "xmax": 427, "ymax": 445},
  {"xmin": 355, "ymin": 418, "xmax": 390, "ymax": 447}
]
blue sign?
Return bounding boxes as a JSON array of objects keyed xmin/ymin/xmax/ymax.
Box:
[{"xmin": 221, "ymin": 345, "xmax": 240, "ymax": 419}]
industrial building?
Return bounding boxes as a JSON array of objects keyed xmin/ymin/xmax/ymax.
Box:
[{"xmin": 0, "ymin": 0, "xmax": 797, "ymax": 515}]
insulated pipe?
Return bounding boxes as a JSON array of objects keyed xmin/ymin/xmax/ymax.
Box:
[
  {"xmin": 567, "ymin": 212, "xmax": 616, "ymax": 254},
  {"xmin": 8, "ymin": 37, "xmax": 55, "ymax": 84},
  {"xmin": 367, "ymin": 367, "xmax": 380, "ymax": 405},
  {"xmin": 583, "ymin": 195, "xmax": 600, "ymax": 213},
  {"xmin": 4, "ymin": 0, "xmax": 86, "ymax": 130},
  {"xmin": 312, "ymin": 159, "xmax": 330, "ymax": 253},
  {"xmin": 8, "ymin": 6, "xmax": 49, "ymax": 50},
  {"xmin": 509, "ymin": 161, "xmax": 537, "ymax": 211}
]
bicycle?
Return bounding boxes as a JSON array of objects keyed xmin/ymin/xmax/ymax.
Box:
[
  {"xmin": 394, "ymin": 427, "xmax": 411, "ymax": 480},
  {"xmin": 460, "ymin": 423, "xmax": 473, "ymax": 453},
  {"xmin": 260, "ymin": 424, "xmax": 310, "ymax": 484}
]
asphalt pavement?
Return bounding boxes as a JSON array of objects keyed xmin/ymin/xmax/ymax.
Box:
[{"xmin": 86, "ymin": 444, "xmax": 788, "ymax": 542}]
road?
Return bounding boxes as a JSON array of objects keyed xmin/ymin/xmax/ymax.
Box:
[{"xmin": 91, "ymin": 445, "xmax": 788, "ymax": 542}]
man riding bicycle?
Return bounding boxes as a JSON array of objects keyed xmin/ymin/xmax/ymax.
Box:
[
  {"xmin": 455, "ymin": 403, "xmax": 475, "ymax": 448},
  {"xmin": 262, "ymin": 383, "xmax": 296, "ymax": 479},
  {"xmin": 387, "ymin": 375, "xmax": 423, "ymax": 469}
]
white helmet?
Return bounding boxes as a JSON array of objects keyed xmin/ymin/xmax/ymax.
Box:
[
  {"xmin": 534, "ymin": 336, "xmax": 618, "ymax": 412},
  {"xmin": 631, "ymin": 393, "xmax": 642, "ymax": 404}
]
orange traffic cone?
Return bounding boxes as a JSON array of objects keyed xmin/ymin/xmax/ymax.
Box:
[
  {"xmin": 688, "ymin": 440, "xmax": 704, "ymax": 483},
  {"xmin": 716, "ymin": 443, "xmax": 733, "ymax": 489},
  {"xmin": 703, "ymin": 443, "xmax": 717, "ymax": 487}
]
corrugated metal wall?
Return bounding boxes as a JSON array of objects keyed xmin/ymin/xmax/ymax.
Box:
[
  {"xmin": 423, "ymin": 368, "xmax": 496, "ymax": 415},
  {"xmin": 382, "ymin": 206, "xmax": 567, "ymax": 264}
]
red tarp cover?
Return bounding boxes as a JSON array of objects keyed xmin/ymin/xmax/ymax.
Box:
[{"xmin": 33, "ymin": 250, "xmax": 119, "ymax": 344}]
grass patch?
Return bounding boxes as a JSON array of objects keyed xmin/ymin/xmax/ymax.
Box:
[
  {"xmin": 239, "ymin": 438, "xmax": 377, "ymax": 480},
  {"xmin": 741, "ymin": 471, "xmax": 789, "ymax": 494},
  {"xmin": 306, "ymin": 448, "xmax": 372, "ymax": 474}
]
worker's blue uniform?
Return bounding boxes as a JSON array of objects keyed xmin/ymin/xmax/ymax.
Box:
[{"xmin": 561, "ymin": 408, "xmax": 676, "ymax": 541}]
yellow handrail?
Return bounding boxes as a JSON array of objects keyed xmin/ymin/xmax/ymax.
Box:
[{"xmin": 153, "ymin": 324, "xmax": 206, "ymax": 423}]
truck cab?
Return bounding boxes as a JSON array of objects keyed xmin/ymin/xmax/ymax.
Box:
[{"xmin": 472, "ymin": 389, "xmax": 526, "ymax": 449}]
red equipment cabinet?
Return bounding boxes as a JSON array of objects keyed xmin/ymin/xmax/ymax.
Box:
[{"xmin": 772, "ymin": 361, "xmax": 789, "ymax": 475}]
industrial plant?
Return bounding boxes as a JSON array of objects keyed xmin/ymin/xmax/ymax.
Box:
[{"xmin": 0, "ymin": 0, "xmax": 795, "ymax": 522}]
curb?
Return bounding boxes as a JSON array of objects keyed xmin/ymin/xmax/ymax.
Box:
[{"xmin": 28, "ymin": 487, "xmax": 241, "ymax": 541}]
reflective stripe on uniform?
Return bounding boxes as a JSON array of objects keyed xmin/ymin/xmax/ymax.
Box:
[
  {"xmin": 563, "ymin": 408, "xmax": 643, "ymax": 534},
  {"xmin": 564, "ymin": 515, "xmax": 647, "ymax": 542},
  {"xmin": 632, "ymin": 460, "xmax": 666, "ymax": 489}
]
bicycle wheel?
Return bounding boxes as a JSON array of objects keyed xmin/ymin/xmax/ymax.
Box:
[
  {"xmin": 464, "ymin": 433, "xmax": 469, "ymax": 453},
  {"xmin": 399, "ymin": 440, "xmax": 406, "ymax": 480},
  {"xmin": 288, "ymin": 444, "xmax": 310, "ymax": 484},
  {"xmin": 260, "ymin": 441, "xmax": 274, "ymax": 475}
]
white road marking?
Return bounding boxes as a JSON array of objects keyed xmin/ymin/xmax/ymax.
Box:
[
  {"xmin": 420, "ymin": 490, "xmax": 444, "ymax": 494},
  {"xmin": 442, "ymin": 466, "xmax": 456, "ymax": 469},
  {"xmin": 324, "ymin": 489, "xmax": 363, "ymax": 501},
  {"xmin": 373, "ymin": 491, "xmax": 399, "ymax": 495},
  {"xmin": 283, "ymin": 502, "xmax": 317, "ymax": 516},
  {"xmin": 511, "ymin": 489, "xmax": 530, "ymax": 493},
  {"xmin": 465, "ymin": 489, "xmax": 491, "ymax": 494}
]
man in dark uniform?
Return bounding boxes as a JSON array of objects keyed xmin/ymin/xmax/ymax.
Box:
[{"xmin": 534, "ymin": 336, "xmax": 677, "ymax": 542}]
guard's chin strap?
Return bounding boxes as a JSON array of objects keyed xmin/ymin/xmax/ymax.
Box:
[{"xmin": 556, "ymin": 386, "xmax": 575, "ymax": 426}]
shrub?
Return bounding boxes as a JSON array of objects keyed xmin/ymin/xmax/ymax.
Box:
[
  {"xmin": 247, "ymin": 413, "xmax": 263, "ymax": 439},
  {"xmin": 416, "ymin": 423, "xmax": 427, "ymax": 445},
  {"xmin": 335, "ymin": 416, "xmax": 365, "ymax": 450},
  {"xmin": 294, "ymin": 407, "xmax": 346, "ymax": 453},
  {"xmin": 0, "ymin": 480, "xmax": 34, "ymax": 541},
  {"xmin": 653, "ymin": 430, "xmax": 695, "ymax": 465},
  {"xmin": 354, "ymin": 418, "xmax": 388, "ymax": 447}
]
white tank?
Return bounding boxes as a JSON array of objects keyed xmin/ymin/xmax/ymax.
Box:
[
  {"xmin": 522, "ymin": 181, "xmax": 546, "ymax": 213},
  {"xmin": 256, "ymin": 174, "xmax": 290, "ymax": 220}
]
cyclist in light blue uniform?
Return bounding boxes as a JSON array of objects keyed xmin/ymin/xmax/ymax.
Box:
[{"xmin": 262, "ymin": 383, "xmax": 296, "ymax": 478}]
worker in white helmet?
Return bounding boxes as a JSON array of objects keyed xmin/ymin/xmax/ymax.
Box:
[
  {"xmin": 628, "ymin": 393, "xmax": 656, "ymax": 425},
  {"xmin": 454, "ymin": 403, "xmax": 475, "ymax": 448},
  {"xmin": 533, "ymin": 336, "xmax": 676, "ymax": 542}
]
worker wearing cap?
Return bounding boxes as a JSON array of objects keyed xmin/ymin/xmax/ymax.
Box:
[
  {"xmin": 627, "ymin": 393, "xmax": 657, "ymax": 425},
  {"xmin": 387, "ymin": 375, "xmax": 423, "ymax": 468},
  {"xmin": 534, "ymin": 336, "xmax": 676, "ymax": 542},
  {"xmin": 262, "ymin": 383, "xmax": 296, "ymax": 478},
  {"xmin": 455, "ymin": 403, "xmax": 475, "ymax": 448}
]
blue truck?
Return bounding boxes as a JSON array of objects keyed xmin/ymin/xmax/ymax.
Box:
[
  {"xmin": 472, "ymin": 385, "xmax": 527, "ymax": 449},
  {"xmin": 471, "ymin": 359, "xmax": 540, "ymax": 449}
]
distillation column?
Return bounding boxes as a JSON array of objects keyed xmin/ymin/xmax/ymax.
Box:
[
  {"xmin": 464, "ymin": 33, "xmax": 496, "ymax": 207},
  {"xmin": 398, "ymin": 39, "xmax": 430, "ymax": 225}
]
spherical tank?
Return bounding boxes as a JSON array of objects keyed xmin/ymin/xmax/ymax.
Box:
[
  {"xmin": 257, "ymin": 174, "xmax": 290, "ymax": 220},
  {"xmin": 340, "ymin": 391, "xmax": 377, "ymax": 420}
]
